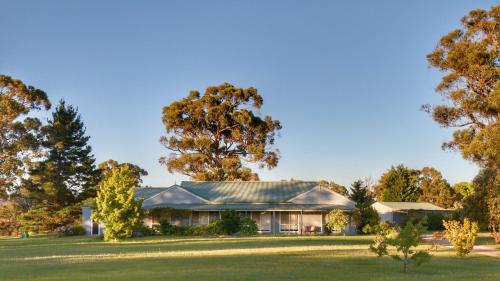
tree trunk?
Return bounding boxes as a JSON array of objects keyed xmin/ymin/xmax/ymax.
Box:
[{"xmin": 403, "ymin": 256, "xmax": 408, "ymax": 273}]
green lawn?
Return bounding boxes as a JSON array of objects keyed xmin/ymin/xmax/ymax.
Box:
[
  {"xmin": 475, "ymin": 233, "xmax": 500, "ymax": 249},
  {"xmin": 0, "ymin": 235, "xmax": 498, "ymax": 281}
]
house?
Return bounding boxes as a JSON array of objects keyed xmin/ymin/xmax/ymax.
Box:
[
  {"xmin": 371, "ymin": 201, "xmax": 452, "ymax": 226},
  {"xmin": 82, "ymin": 181, "xmax": 356, "ymax": 236}
]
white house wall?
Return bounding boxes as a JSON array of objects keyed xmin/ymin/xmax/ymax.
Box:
[
  {"xmin": 371, "ymin": 202, "xmax": 395, "ymax": 223},
  {"xmin": 82, "ymin": 206, "xmax": 92, "ymax": 235}
]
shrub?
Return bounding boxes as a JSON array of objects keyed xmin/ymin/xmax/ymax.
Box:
[
  {"xmin": 159, "ymin": 218, "xmax": 185, "ymax": 235},
  {"xmin": 325, "ymin": 210, "xmax": 349, "ymax": 234},
  {"xmin": 239, "ymin": 217, "xmax": 258, "ymax": 235},
  {"xmin": 54, "ymin": 225, "xmax": 86, "ymax": 237},
  {"xmin": 207, "ymin": 220, "xmax": 224, "ymax": 235},
  {"xmin": 443, "ymin": 218, "xmax": 479, "ymax": 256},
  {"xmin": 184, "ymin": 225, "xmax": 210, "ymax": 236},
  {"xmin": 370, "ymin": 219, "xmax": 431, "ymax": 273},
  {"xmin": 219, "ymin": 210, "xmax": 241, "ymax": 235},
  {"xmin": 133, "ymin": 224, "xmax": 155, "ymax": 237}
]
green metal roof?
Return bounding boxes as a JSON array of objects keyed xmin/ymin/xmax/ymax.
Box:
[
  {"xmin": 180, "ymin": 181, "xmax": 318, "ymax": 203},
  {"xmin": 376, "ymin": 202, "xmax": 449, "ymax": 211},
  {"xmin": 143, "ymin": 203, "xmax": 355, "ymax": 211},
  {"xmin": 134, "ymin": 187, "xmax": 169, "ymax": 199}
]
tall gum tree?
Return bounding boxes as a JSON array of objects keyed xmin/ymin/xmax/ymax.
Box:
[
  {"xmin": 0, "ymin": 75, "xmax": 51, "ymax": 199},
  {"xmin": 160, "ymin": 83, "xmax": 282, "ymax": 181},
  {"xmin": 425, "ymin": 6, "xmax": 499, "ymax": 242}
]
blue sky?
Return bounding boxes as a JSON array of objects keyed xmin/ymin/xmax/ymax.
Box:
[{"xmin": 1, "ymin": 0, "xmax": 494, "ymax": 187}]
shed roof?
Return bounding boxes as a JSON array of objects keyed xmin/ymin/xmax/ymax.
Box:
[
  {"xmin": 374, "ymin": 202, "xmax": 448, "ymax": 211},
  {"xmin": 180, "ymin": 181, "xmax": 318, "ymax": 203}
]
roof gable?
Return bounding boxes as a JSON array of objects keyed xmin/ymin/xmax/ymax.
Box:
[
  {"xmin": 288, "ymin": 186, "xmax": 355, "ymax": 208},
  {"xmin": 134, "ymin": 187, "xmax": 170, "ymax": 199},
  {"xmin": 142, "ymin": 185, "xmax": 208, "ymax": 208},
  {"xmin": 180, "ymin": 181, "xmax": 318, "ymax": 203}
]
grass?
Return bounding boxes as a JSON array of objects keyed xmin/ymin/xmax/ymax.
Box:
[
  {"xmin": 0, "ymin": 235, "xmax": 498, "ymax": 281},
  {"xmin": 475, "ymin": 232, "xmax": 500, "ymax": 249}
]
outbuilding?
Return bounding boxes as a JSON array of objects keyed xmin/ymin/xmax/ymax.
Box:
[{"xmin": 371, "ymin": 201, "xmax": 452, "ymax": 226}]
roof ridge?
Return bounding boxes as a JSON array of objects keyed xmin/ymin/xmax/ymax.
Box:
[{"xmin": 181, "ymin": 181, "xmax": 319, "ymax": 183}]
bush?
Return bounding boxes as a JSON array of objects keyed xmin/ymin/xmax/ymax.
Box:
[
  {"xmin": 184, "ymin": 225, "xmax": 210, "ymax": 236},
  {"xmin": 206, "ymin": 220, "xmax": 224, "ymax": 235},
  {"xmin": 219, "ymin": 211, "xmax": 241, "ymax": 235},
  {"xmin": 239, "ymin": 217, "xmax": 258, "ymax": 235},
  {"xmin": 443, "ymin": 218, "xmax": 479, "ymax": 256},
  {"xmin": 353, "ymin": 207, "xmax": 380, "ymax": 233},
  {"xmin": 159, "ymin": 218, "xmax": 185, "ymax": 235},
  {"xmin": 325, "ymin": 210, "xmax": 349, "ymax": 234},
  {"xmin": 133, "ymin": 224, "xmax": 155, "ymax": 237},
  {"xmin": 54, "ymin": 225, "xmax": 86, "ymax": 237}
]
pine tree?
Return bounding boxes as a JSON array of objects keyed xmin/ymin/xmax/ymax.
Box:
[
  {"xmin": 349, "ymin": 180, "xmax": 374, "ymax": 208},
  {"xmin": 349, "ymin": 180, "xmax": 378, "ymax": 232},
  {"xmin": 22, "ymin": 100, "xmax": 98, "ymax": 230},
  {"xmin": 94, "ymin": 164, "xmax": 143, "ymax": 242}
]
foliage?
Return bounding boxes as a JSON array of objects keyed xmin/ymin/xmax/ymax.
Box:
[
  {"xmin": 319, "ymin": 180, "xmax": 348, "ymax": 196},
  {"xmin": 159, "ymin": 218, "xmax": 186, "ymax": 235},
  {"xmin": 374, "ymin": 165, "xmax": 421, "ymax": 202},
  {"xmin": 97, "ymin": 159, "xmax": 148, "ymax": 184},
  {"xmin": 443, "ymin": 218, "xmax": 479, "ymax": 256},
  {"xmin": 349, "ymin": 180, "xmax": 374, "ymax": 208},
  {"xmin": 370, "ymin": 219, "xmax": 431, "ymax": 273},
  {"xmin": 0, "ymin": 75, "xmax": 51, "ymax": 199},
  {"xmin": 133, "ymin": 224, "xmax": 155, "ymax": 237},
  {"xmin": 418, "ymin": 167, "xmax": 456, "ymax": 208},
  {"xmin": 325, "ymin": 210, "xmax": 349, "ymax": 234},
  {"xmin": 25, "ymin": 100, "xmax": 99, "ymax": 205},
  {"xmin": 424, "ymin": 6, "xmax": 499, "ymax": 171},
  {"xmin": 368, "ymin": 221, "xmax": 397, "ymax": 256},
  {"xmin": 349, "ymin": 180, "xmax": 378, "ymax": 232},
  {"xmin": 239, "ymin": 217, "xmax": 258, "ymax": 235},
  {"xmin": 453, "ymin": 182, "xmax": 476, "ymax": 199},
  {"xmin": 218, "ymin": 210, "xmax": 241, "ymax": 235},
  {"xmin": 472, "ymin": 168, "xmax": 500, "ymax": 243},
  {"xmin": 54, "ymin": 225, "xmax": 86, "ymax": 237},
  {"xmin": 18, "ymin": 204, "xmax": 81, "ymax": 233},
  {"xmin": 0, "ymin": 199, "xmax": 22, "ymax": 236},
  {"xmin": 93, "ymin": 164, "xmax": 143, "ymax": 242},
  {"xmin": 160, "ymin": 83, "xmax": 282, "ymax": 181}
]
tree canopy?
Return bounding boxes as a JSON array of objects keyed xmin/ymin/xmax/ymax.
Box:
[
  {"xmin": 160, "ymin": 83, "xmax": 282, "ymax": 181},
  {"xmin": 0, "ymin": 75, "xmax": 51, "ymax": 199},
  {"xmin": 319, "ymin": 180, "xmax": 348, "ymax": 196},
  {"xmin": 418, "ymin": 167, "xmax": 455, "ymax": 208},
  {"xmin": 25, "ymin": 100, "xmax": 98, "ymax": 207},
  {"xmin": 94, "ymin": 164, "xmax": 143, "ymax": 241},
  {"xmin": 425, "ymin": 6, "xmax": 499, "ymax": 171},
  {"xmin": 374, "ymin": 165, "xmax": 421, "ymax": 202}
]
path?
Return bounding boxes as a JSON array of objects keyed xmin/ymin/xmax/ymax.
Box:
[{"xmin": 422, "ymin": 235, "xmax": 500, "ymax": 258}]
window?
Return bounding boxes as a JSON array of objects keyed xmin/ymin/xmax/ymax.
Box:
[
  {"xmin": 250, "ymin": 212, "xmax": 271, "ymax": 232},
  {"xmin": 191, "ymin": 212, "xmax": 199, "ymax": 225},
  {"xmin": 199, "ymin": 211, "xmax": 209, "ymax": 225},
  {"xmin": 280, "ymin": 212, "xmax": 299, "ymax": 232}
]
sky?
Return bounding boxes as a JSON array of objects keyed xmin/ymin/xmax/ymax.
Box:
[{"xmin": 1, "ymin": 0, "xmax": 495, "ymax": 188}]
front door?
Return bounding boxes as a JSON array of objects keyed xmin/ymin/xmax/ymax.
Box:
[{"xmin": 92, "ymin": 220, "xmax": 99, "ymax": 235}]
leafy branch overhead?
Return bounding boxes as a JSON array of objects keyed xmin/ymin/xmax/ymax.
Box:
[
  {"xmin": 160, "ymin": 83, "xmax": 282, "ymax": 181},
  {"xmin": 424, "ymin": 6, "xmax": 499, "ymax": 170}
]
